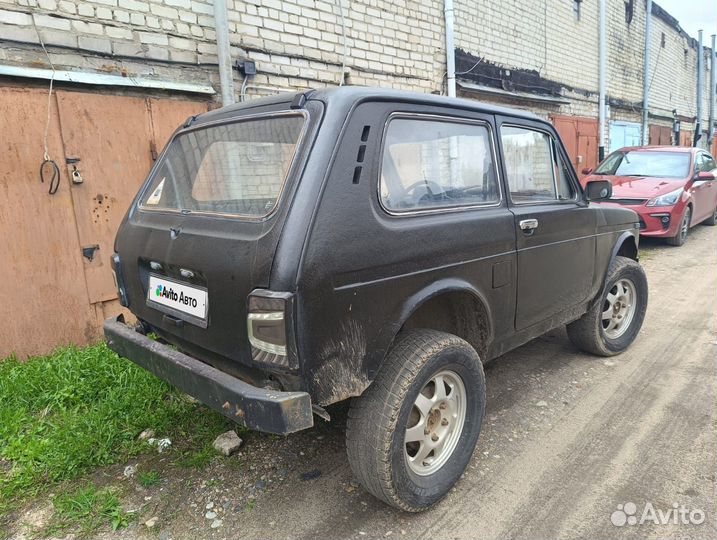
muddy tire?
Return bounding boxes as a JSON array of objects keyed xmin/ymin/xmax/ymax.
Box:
[
  {"xmin": 346, "ymin": 329, "xmax": 485, "ymax": 512},
  {"xmin": 566, "ymin": 256, "xmax": 647, "ymax": 356},
  {"xmin": 666, "ymin": 207, "xmax": 691, "ymax": 246}
]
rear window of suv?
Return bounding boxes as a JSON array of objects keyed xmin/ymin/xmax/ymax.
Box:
[{"xmin": 140, "ymin": 112, "xmax": 306, "ymax": 218}]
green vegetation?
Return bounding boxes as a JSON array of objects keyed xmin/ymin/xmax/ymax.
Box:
[
  {"xmin": 0, "ymin": 343, "xmax": 243, "ymax": 521},
  {"xmin": 41, "ymin": 484, "xmax": 133, "ymax": 537},
  {"xmin": 178, "ymin": 444, "xmax": 217, "ymax": 469},
  {"xmin": 138, "ymin": 470, "xmax": 161, "ymax": 488}
]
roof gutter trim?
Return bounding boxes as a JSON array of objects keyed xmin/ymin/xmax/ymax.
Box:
[
  {"xmin": 457, "ymin": 80, "xmax": 571, "ymax": 105},
  {"xmin": 0, "ymin": 64, "xmax": 216, "ymax": 94}
]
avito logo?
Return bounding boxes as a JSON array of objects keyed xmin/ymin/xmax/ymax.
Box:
[{"xmin": 154, "ymin": 282, "xmax": 198, "ymax": 308}]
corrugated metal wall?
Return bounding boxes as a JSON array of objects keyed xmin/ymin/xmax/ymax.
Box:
[{"xmin": 0, "ymin": 85, "xmax": 209, "ymax": 359}]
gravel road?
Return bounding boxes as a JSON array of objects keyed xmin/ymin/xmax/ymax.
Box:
[
  {"xmin": 16, "ymin": 224, "xmax": 715, "ymax": 540},
  {"xmin": 228, "ymin": 224, "xmax": 717, "ymax": 540}
]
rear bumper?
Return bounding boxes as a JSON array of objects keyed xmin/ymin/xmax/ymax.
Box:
[{"xmin": 104, "ymin": 316, "xmax": 313, "ymax": 435}]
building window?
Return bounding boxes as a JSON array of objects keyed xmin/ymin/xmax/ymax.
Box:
[{"xmin": 573, "ymin": 0, "xmax": 582, "ymax": 21}]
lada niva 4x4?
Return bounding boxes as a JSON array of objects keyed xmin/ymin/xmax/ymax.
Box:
[{"xmin": 105, "ymin": 87, "xmax": 648, "ymax": 511}]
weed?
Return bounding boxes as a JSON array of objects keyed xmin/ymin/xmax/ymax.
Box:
[
  {"xmin": 41, "ymin": 484, "xmax": 132, "ymax": 537},
  {"xmin": 0, "ymin": 343, "xmax": 245, "ymax": 518},
  {"xmin": 138, "ymin": 470, "xmax": 161, "ymax": 488},
  {"xmin": 178, "ymin": 445, "xmax": 216, "ymax": 469}
]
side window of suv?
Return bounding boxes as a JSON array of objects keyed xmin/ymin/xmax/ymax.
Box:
[
  {"xmin": 380, "ymin": 117, "xmax": 500, "ymax": 212},
  {"xmin": 501, "ymin": 125, "xmax": 574, "ymax": 203}
]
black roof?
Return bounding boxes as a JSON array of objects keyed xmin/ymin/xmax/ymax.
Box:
[
  {"xmin": 192, "ymin": 85, "xmax": 542, "ymax": 127},
  {"xmin": 309, "ymin": 86, "xmax": 542, "ymax": 120}
]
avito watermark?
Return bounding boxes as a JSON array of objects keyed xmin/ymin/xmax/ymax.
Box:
[{"xmin": 611, "ymin": 501, "xmax": 705, "ymax": 527}]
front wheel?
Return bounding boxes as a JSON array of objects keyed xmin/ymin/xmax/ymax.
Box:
[
  {"xmin": 666, "ymin": 207, "xmax": 691, "ymax": 246},
  {"xmin": 567, "ymin": 256, "xmax": 648, "ymax": 356},
  {"xmin": 346, "ymin": 330, "xmax": 485, "ymax": 512}
]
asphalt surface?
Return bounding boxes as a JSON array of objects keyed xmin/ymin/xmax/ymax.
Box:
[{"xmin": 228, "ymin": 224, "xmax": 717, "ymax": 540}]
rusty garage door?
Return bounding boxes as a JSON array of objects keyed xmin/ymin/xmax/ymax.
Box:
[
  {"xmin": 679, "ymin": 130, "xmax": 693, "ymax": 147},
  {"xmin": 551, "ymin": 115, "xmax": 599, "ymax": 178},
  {"xmin": 0, "ymin": 85, "xmax": 209, "ymax": 359},
  {"xmin": 649, "ymin": 124, "xmax": 673, "ymax": 146},
  {"xmin": 0, "ymin": 87, "xmax": 98, "ymax": 358}
]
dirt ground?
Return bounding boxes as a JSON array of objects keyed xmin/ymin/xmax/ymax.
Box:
[{"xmin": 9, "ymin": 224, "xmax": 717, "ymax": 540}]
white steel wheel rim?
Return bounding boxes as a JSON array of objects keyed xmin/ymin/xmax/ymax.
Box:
[
  {"xmin": 404, "ymin": 369, "xmax": 467, "ymax": 476},
  {"xmin": 602, "ymin": 278, "xmax": 637, "ymax": 339}
]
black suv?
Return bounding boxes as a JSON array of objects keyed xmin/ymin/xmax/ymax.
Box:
[{"xmin": 105, "ymin": 87, "xmax": 647, "ymax": 511}]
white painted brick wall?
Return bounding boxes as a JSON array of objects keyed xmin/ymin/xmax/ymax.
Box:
[{"xmin": 0, "ymin": 0, "xmax": 712, "ymax": 137}]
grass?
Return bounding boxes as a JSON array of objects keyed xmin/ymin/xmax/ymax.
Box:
[
  {"xmin": 41, "ymin": 484, "xmax": 133, "ymax": 537},
  {"xmin": 0, "ymin": 342, "xmax": 245, "ymax": 523},
  {"xmin": 138, "ymin": 470, "xmax": 161, "ymax": 488}
]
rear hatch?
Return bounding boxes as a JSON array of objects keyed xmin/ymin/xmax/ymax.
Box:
[{"xmin": 115, "ymin": 104, "xmax": 314, "ymax": 365}]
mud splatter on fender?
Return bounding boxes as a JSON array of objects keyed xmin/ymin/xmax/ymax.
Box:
[{"xmin": 311, "ymin": 319, "xmax": 370, "ymax": 406}]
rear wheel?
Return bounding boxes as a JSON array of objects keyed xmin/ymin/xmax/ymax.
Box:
[
  {"xmin": 666, "ymin": 207, "xmax": 691, "ymax": 246},
  {"xmin": 346, "ymin": 329, "xmax": 485, "ymax": 512},
  {"xmin": 703, "ymin": 204, "xmax": 717, "ymax": 226},
  {"xmin": 567, "ymin": 256, "xmax": 648, "ymax": 356}
]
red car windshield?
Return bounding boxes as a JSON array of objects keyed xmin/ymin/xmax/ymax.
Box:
[{"xmin": 594, "ymin": 151, "xmax": 690, "ymax": 179}]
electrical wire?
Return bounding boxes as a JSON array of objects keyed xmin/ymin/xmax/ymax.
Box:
[
  {"xmin": 455, "ymin": 56, "xmax": 484, "ymax": 75},
  {"xmin": 239, "ymin": 76, "xmax": 249, "ymax": 102},
  {"xmin": 31, "ymin": 13, "xmax": 60, "ymax": 194},
  {"xmin": 647, "ymin": 40, "xmax": 663, "ymax": 93}
]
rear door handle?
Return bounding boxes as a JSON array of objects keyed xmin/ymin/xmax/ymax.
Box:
[{"xmin": 519, "ymin": 218, "xmax": 539, "ymax": 232}]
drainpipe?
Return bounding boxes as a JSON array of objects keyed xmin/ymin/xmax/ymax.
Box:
[
  {"xmin": 444, "ymin": 0, "xmax": 459, "ymax": 185},
  {"xmin": 213, "ymin": 0, "xmax": 235, "ymax": 106},
  {"xmin": 444, "ymin": 0, "xmax": 456, "ymax": 97},
  {"xmin": 709, "ymin": 35, "xmax": 716, "ymax": 147},
  {"xmin": 598, "ymin": 0, "xmax": 607, "ymax": 160},
  {"xmin": 641, "ymin": 0, "xmax": 652, "ymax": 145},
  {"xmin": 695, "ymin": 30, "xmax": 704, "ymax": 147}
]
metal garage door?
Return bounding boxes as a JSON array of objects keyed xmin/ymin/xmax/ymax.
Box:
[
  {"xmin": 609, "ymin": 121, "xmax": 641, "ymax": 152},
  {"xmin": 551, "ymin": 115, "xmax": 599, "ymax": 178}
]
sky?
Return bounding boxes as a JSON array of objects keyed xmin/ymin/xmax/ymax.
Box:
[{"xmin": 655, "ymin": 0, "xmax": 717, "ymax": 43}]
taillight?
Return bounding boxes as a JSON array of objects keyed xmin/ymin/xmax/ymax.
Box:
[
  {"xmin": 247, "ymin": 290, "xmax": 297, "ymax": 370},
  {"xmin": 111, "ymin": 253, "xmax": 129, "ymax": 307}
]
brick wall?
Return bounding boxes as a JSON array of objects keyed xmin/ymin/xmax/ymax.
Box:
[{"xmin": 0, "ymin": 0, "xmax": 714, "ymax": 141}]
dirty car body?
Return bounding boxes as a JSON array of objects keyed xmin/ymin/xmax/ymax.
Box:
[{"xmin": 106, "ymin": 87, "xmax": 645, "ymax": 507}]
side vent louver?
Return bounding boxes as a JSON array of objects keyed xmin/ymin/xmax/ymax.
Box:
[{"xmin": 352, "ymin": 126, "xmax": 371, "ymax": 184}]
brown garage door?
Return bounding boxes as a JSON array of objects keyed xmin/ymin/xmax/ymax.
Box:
[
  {"xmin": 57, "ymin": 92, "xmax": 209, "ymax": 308},
  {"xmin": 551, "ymin": 115, "xmax": 599, "ymax": 179},
  {"xmin": 649, "ymin": 124, "xmax": 673, "ymax": 146},
  {"xmin": 679, "ymin": 130, "xmax": 693, "ymax": 147},
  {"xmin": 0, "ymin": 86, "xmax": 210, "ymax": 359}
]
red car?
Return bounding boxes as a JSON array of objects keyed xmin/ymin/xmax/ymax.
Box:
[{"xmin": 583, "ymin": 146, "xmax": 717, "ymax": 246}]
